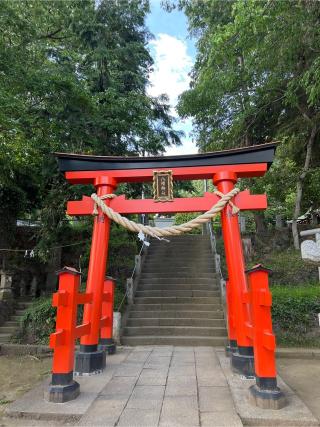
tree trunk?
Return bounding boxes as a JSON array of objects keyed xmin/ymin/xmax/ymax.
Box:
[
  {"xmin": 292, "ymin": 125, "xmax": 318, "ymax": 249},
  {"xmin": 254, "ymin": 212, "xmax": 267, "ymax": 234}
]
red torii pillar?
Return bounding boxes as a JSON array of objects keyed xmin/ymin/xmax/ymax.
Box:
[
  {"xmin": 74, "ymin": 177, "xmax": 117, "ymax": 375},
  {"xmin": 214, "ymin": 171, "xmax": 254, "ymax": 376}
]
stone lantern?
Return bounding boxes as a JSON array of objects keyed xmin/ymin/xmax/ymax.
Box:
[{"xmin": 0, "ymin": 270, "xmax": 13, "ymax": 300}]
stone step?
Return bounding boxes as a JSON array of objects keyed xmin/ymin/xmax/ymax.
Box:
[
  {"xmin": 123, "ymin": 326, "xmax": 226, "ymax": 337},
  {"xmin": 11, "ymin": 316, "xmax": 23, "ymax": 322},
  {"xmin": 138, "ymin": 285, "xmax": 219, "ymax": 291},
  {"xmin": 133, "ymin": 297, "xmax": 221, "ymax": 304},
  {"xmin": 0, "ymin": 333, "xmax": 11, "ymax": 343},
  {"xmin": 146, "ymin": 253, "xmax": 213, "ymax": 260},
  {"xmin": 15, "ymin": 310, "xmax": 27, "ymax": 316},
  {"xmin": 17, "ymin": 301, "xmax": 33, "ymax": 308},
  {"xmin": 135, "ymin": 290, "xmax": 220, "ymax": 297},
  {"xmin": 139, "ymin": 278, "xmax": 218, "ymax": 284},
  {"xmin": 131, "ymin": 303, "xmax": 222, "ymax": 311},
  {"xmin": 121, "ymin": 336, "xmax": 227, "ymax": 346},
  {"xmin": 127, "ymin": 318, "xmax": 226, "ymax": 327},
  {"xmin": 129, "ymin": 310, "xmax": 224, "ymax": 319},
  {"xmin": 142, "ymin": 267, "xmax": 215, "ymax": 273},
  {"xmin": 0, "ymin": 326, "xmax": 16, "ymax": 334},
  {"xmin": 140, "ymin": 272, "xmax": 218, "ymax": 278},
  {"xmin": 150, "ymin": 240, "xmax": 210, "ymax": 246},
  {"xmin": 145, "ymin": 260, "xmax": 213, "ymax": 266},
  {"xmin": 5, "ymin": 321, "xmax": 19, "ymax": 327}
]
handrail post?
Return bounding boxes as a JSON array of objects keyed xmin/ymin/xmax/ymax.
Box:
[
  {"xmin": 247, "ymin": 265, "xmax": 286, "ymax": 409},
  {"xmin": 99, "ymin": 277, "xmax": 116, "ymax": 355},
  {"xmin": 45, "ymin": 267, "xmax": 81, "ymax": 403},
  {"xmin": 225, "ymin": 279, "xmax": 238, "ymax": 357}
]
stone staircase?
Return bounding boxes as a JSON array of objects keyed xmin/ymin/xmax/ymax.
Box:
[
  {"xmin": 0, "ymin": 299, "xmax": 33, "ymax": 343},
  {"xmin": 121, "ymin": 234, "xmax": 227, "ymax": 346}
]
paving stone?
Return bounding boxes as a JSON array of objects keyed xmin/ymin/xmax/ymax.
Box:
[
  {"xmin": 117, "ymin": 408, "xmax": 161, "ymax": 427},
  {"xmin": 137, "ymin": 368, "xmax": 168, "ymax": 386},
  {"xmin": 100, "ymin": 376, "xmax": 137, "ymax": 397},
  {"xmin": 113, "ymin": 363, "xmax": 144, "ymax": 377},
  {"xmin": 199, "ymin": 386, "xmax": 235, "ymax": 412},
  {"xmin": 171, "ymin": 354, "xmax": 195, "ymax": 366},
  {"xmin": 78, "ymin": 395, "xmax": 128, "ymax": 426},
  {"xmin": 197, "ymin": 373, "xmax": 228, "ymax": 387},
  {"xmin": 127, "ymin": 385, "xmax": 165, "ymax": 410},
  {"xmin": 173, "ymin": 346, "xmax": 195, "ymax": 352},
  {"xmin": 168, "ymin": 364, "xmax": 196, "ymax": 377},
  {"xmin": 159, "ymin": 395, "xmax": 200, "ymax": 426},
  {"xmin": 125, "ymin": 351, "xmax": 151, "ymax": 364},
  {"xmin": 106, "ymin": 348, "xmax": 132, "ymax": 365},
  {"xmin": 132, "ymin": 345, "xmax": 155, "ymax": 351},
  {"xmin": 200, "ymin": 411, "xmax": 243, "ymax": 427},
  {"xmin": 166, "ymin": 375, "xmax": 197, "ymax": 396}
]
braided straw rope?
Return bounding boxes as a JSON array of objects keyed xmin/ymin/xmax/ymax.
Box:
[{"xmin": 91, "ymin": 188, "xmax": 240, "ymax": 239}]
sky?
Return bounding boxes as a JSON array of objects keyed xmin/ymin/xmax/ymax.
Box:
[{"xmin": 146, "ymin": 1, "xmax": 197, "ymax": 156}]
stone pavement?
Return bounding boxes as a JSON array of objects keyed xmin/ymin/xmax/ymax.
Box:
[
  {"xmin": 4, "ymin": 346, "xmax": 320, "ymax": 427},
  {"xmin": 78, "ymin": 346, "xmax": 242, "ymax": 427}
]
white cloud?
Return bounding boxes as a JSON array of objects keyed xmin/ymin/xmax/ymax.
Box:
[
  {"xmin": 148, "ymin": 33, "xmax": 197, "ymax": 155},
  {"xmin": 148, "ymin": 33, "xmax": 193, "ymax": 109}
]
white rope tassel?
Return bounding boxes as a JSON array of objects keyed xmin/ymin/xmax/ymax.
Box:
[{"xmin": 90, "ymin": 188, "xmax": 240, "ymax": 238}]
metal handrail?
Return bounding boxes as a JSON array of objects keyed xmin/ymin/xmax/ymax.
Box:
[
  {"xmin": 204, "ymin": 220, "xmax": 227, "ymax": 318},
  {"xmin": 117, "ymin": 239, "xmax": 149, "ymax": 312}
]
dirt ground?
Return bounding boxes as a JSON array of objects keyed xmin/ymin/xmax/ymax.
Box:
[
  {"xmin": 277, "ymin": 357, "xmax": 320, "ymax": 422},
  {"xmin": 0, "ymin": 354, "xmax": 60, "ymax": 426}
]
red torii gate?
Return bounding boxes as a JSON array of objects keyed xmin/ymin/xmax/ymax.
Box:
[{"xmin": 47, "ymin": 142, "xmax": 285, "ymax": 409}]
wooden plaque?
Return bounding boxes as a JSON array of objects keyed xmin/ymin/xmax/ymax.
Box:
[{"xmin": 153, "ymin": 170, "xmax": 173, "ymax": 202}]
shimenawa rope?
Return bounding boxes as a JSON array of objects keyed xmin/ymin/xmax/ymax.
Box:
[{"xmin": 91, "ymin": 188, "xmax": 240, "ymax": 239}]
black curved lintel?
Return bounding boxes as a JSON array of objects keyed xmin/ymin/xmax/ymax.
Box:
[{"xmin": 55, "ymin": 143, "xmax": 277, "ymax": 172}]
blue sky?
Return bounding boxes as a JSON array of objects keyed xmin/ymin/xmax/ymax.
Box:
[{"xmin": 146, "ymin": 1, "xmax": 197, "ymax": 155}]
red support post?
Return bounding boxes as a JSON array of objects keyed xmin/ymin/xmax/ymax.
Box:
[
  {"xmin": 246, "ymin": 265, "xmax": 285, "ymax": 409},
  {"xmin": 225, "ymin": 279, "xmax": 238, "ymax": 356},
  {"xmin": 75, "ymin": 176, "xmax": 117, "ymax": 376},
  {"xmin": 45, "ymin": 267, "xmax": 81, "ymax": 403},
  {"xmin": 213, "ymin": 171, "xmax": 254, "ymax": 376},
  {"xmin": 99, "ymin": 277, "xmax": 116, "ymax": 354}
]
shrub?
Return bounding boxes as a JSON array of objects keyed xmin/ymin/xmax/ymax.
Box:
[
  {"xmin": 271, "ymin": 285, "xmax": 320, "ymax": 346},
  {"xmin": 250, "ymin": 249, "xmax": 318, "ymax": 285},
  {"xmin": 174, "ymin": 213, "xmax": 202, "ymax": 234},
  {"xmin": 15, "ymin": 297, "xmax": 56, "ymax": 344}
]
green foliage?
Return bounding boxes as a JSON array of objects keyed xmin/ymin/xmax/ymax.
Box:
[
  {"xmin": 177, "ymin": 0, "xmax": 320, "ymax": 226},
  {"xmin": 272, "ymin": 286, "xmax": 320, "ymax": 346},
  {"xmin": 249, "ymin": 248, "xmax": 318, "ymax": 286},
  {"xmin": 16, "ymin": 281, "xmax": 126, "ymax": 345},
  {"xmin": 0, "ymin": 0, "xmax": 181, "ymax": 262},
  {"xmin": 174, "ymin": 212, "xmax": 201, "ymax": 234},
  {"xmin": 16, "ymin": 297, "xmax": 56, "ymax": 345}
]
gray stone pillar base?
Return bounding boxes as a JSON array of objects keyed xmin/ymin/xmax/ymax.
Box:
[
  {"xmin": 74, "ymin": 345, "xmax": 106, "ymax": 376},
  {"xmin": 44, "ymin": 372, "xmax": 80, "ymax": 403},
  {"xmin": 98, "ymin": 338, "xmax": 116, "ymax": 355},
  {"xmin": 231, "ymin": 346, "xmax": 255, "ymax": 378},
  {"xmin": 249, "ymin": 384, "xmax": 286, "ymax": 410}
]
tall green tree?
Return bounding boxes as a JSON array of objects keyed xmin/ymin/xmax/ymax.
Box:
[
  {"xmin": 0, "ymin": 0, "xmax": 181, "ymax": 263},
  {"xmin": 177, "ymin": 0, "xmax": 320, "ymax": 247}
]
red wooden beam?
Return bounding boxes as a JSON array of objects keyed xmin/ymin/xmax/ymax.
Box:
[
  {"xmin": 65, "ymin": 163, "xmax": 268, "ymax": 185},
  {"xmin": 67, "ymin": 190, "xmax": 267, "ymax": 216},
  {"xmin": 75, "ymin": 323, "xmax": 91, "ymax": 339}
]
